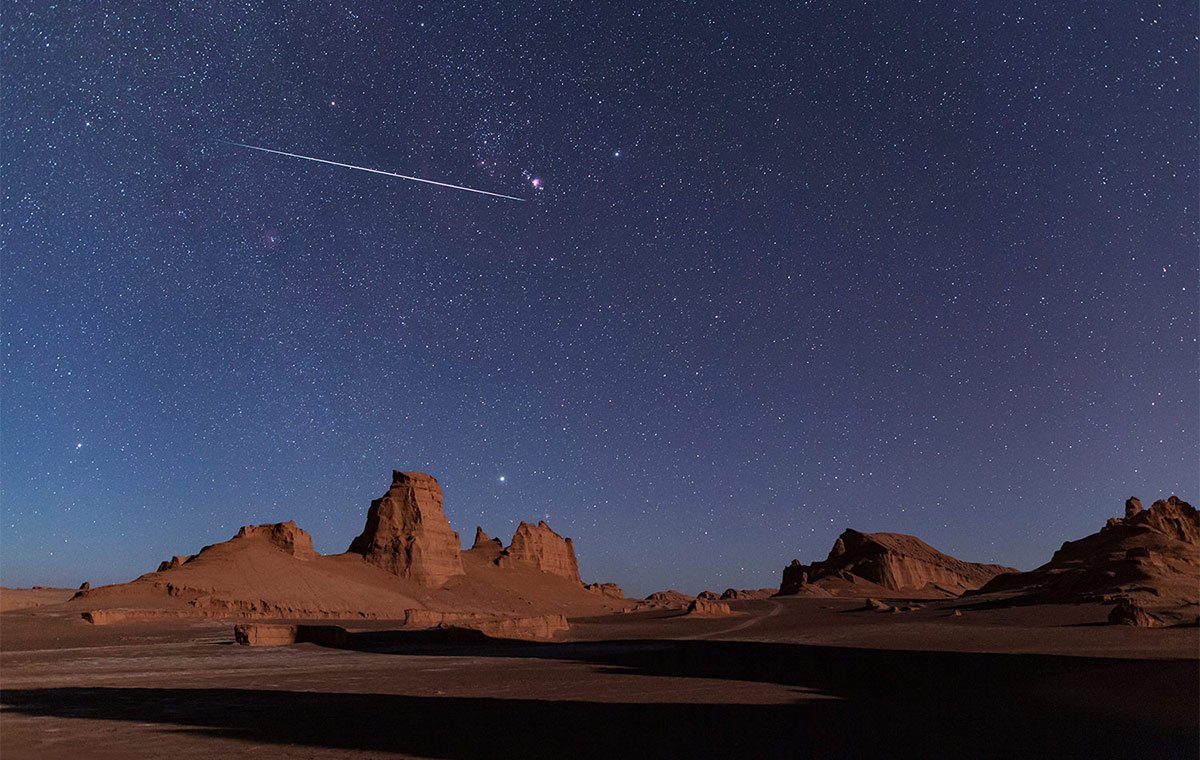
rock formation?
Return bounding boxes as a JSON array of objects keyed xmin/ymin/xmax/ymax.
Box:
[
  {"xmin": 348, "ymin": 471, "xmax": 465, "ymax": 587},
  {"xmin": 779, "ymin": 529, "xmax": 1015, "ymax": 597},
  {"xmin": 697, "ymin": 590, "xmax": 720, "ymax": 601},
  {"xmin": 156, "ymin": 555, "xmax": 191, "ymax": 572},
  {"xmin": 66, "ymin": 469, "xmax": 626, "ymax": 623},
  {"xmin": 495, "ymin": 521, "xmax": 580, "ymax": 583},
  {"xmin": 403, "ymin": 609, "xmax": 570, "ymax": 640},
  {"xmin": 634, "ymin": 590, "xmax": 694, "ymax": 610},
  {"xmin": 1107, "ymin": 599, "xmax": 1159, "ymax": 628},
  {"xmin": 235, "ymin": 521, "xmax": 315, "ymax": 560},
  {"xmin": 720, "ymin": 588, "xmax": 775, "ymax": 601},
  {"xmin": 585, "ymin": 582, "xmax": 625, "ymax": 599},
  {"xmin": 233, "ymin": 623, "xmax": 349, "ymax": 647},
  {"xmin": 685, "ymin": 598, "xmax": 732, "ymax": 616},
  {"xmin": 472, "ymin": 526, "xmax": 502, "ymax": 550},
  {"xmin": 976, "ymin": 496, "xmax": 1199, "ymax": 611}
]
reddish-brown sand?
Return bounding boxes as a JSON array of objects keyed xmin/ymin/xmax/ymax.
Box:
[{"xmin": 2, "ymin": 593, "xmax": 1196, "ymax": 759}]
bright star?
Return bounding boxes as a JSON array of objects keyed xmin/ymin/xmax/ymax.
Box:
[{"xmin": 499, "ymin": 476, "xmax": 506, "ymax": 483}]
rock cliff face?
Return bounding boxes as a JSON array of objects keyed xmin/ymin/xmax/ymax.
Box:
[
  {"xmin": 348, "ymin": 471, "xmax": 465, "ymax": 587},
  {"xmin": 235, "ymin": 521, "xmax": 315, "ymax": 560},
  {"xmin": 976, "ymin": 496, "xmax": 1198, "ymax": 609},
  {"xmin": 495, "ymin": 521, "xmax": 581, "ymax": 583},
  {"xmin": 780, "ymin": 529, "xmax": 1015, "ymax": 596}
]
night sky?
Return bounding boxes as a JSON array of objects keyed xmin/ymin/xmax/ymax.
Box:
[{"xmin": 3, "ymin": 2, "xmax": 1196, "ymax": 595}]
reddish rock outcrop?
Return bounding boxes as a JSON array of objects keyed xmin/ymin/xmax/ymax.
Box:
[
  {"xmin": 348, "ymin": 471, "xmax": 465, "ymax": 587},
  {"xmin": 585, "ymin": 582, "xmax": 625, "ymax": 599},
  {"xmin": 496, "ymin": 521, "xmax": 580, "ymax": 583},
  {"xmin": 634, "ymin": 590, "xmax": 694, "ymax": 611},
  {"xmin": 977, "ymin": 496, "xmax": 1199, "ymax": 609},
  {"xmin": 403, "ymin": 609, "xmax": 570, "ymax": 640},
  {"xmin": 685, "ymin": 598, "xmax": 732, "ymax": 616},
  {"xmin": 235, "ymin": 521, "xmax": 315, "ymax": 560},
  {"xmin": 720, "ymin": 588, "xmax": 775, "ymax": 601},
  {"xmin": 233, "ymin": 623, "xmax": 349, "ymax": 647},
  {"xmin": 472, "ymin": 526, "xmax": 502, "ymax": 550},
  {"xmin": 1107, "ymin": 599, "xmax": 1159, "ymax": 628},
  {"xmin": 780, "ymin": 530, "xmax": 1015, "ymax": 597},
  {"xmin": 156, "ymin": 555, "xmax": 191, "ymax": 572}
]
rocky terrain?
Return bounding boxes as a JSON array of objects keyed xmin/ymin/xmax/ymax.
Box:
[
  {"xmin": 68, "ymin": 470, "xmax": 625, "ymax": 629},
  {"xmin": 972, "ymin": 496, "xmax": 1199, "ymax": 622},
  {"xmin": 779, "ymin": 529, "xmax": 1015, "ymax": 597}
]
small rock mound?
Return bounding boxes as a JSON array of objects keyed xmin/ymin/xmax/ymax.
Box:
[
  {"xmin": 156, "ymin": 555, "xmax": 191, "ymax": 572},
  {"xmin": 697, "ymin": 590, "xmax": 721, "ymax": 601},
  {"xmin": 686, "ymin": 598, "xmax": 732, "ymax": 616},
  {"xmin": 403, "ymin": 609, "xmax": 570, "ymax": 640},
  {"xmin": 634, "ymin": 590, "xmax": 694, "ymax": 611},
  {"xmin": 233, "ymin": 623, "xmax": 349, "ymax": 647},
  {"xmin": 720, "ymin": 588, "xmax": 775, "ymax": 601},
  {"xmin": 584, "ymin": 582, "xmax": 625, "ymax": 599},
  {"xmin": 862, "ymin": 598, "xmax": 895, "ymax": 612},
  {"xmin": 1107, "ymin": 599, "xmax": 1160, "ymax": 628}
]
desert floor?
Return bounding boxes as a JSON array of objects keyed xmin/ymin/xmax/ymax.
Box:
[{"xmin": 1, "ymin": 595, "xmax": 1196, "ymax": 759}]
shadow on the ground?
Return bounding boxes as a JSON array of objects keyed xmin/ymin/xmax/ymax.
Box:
[{"xmin": 2, "ymin": 638, "xmax": 1196, "ymax": 758}]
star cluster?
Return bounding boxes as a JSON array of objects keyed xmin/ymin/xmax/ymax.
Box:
[{"xmin": 2, "ymin": 2, "xmax": 1195, "ymax": 594}]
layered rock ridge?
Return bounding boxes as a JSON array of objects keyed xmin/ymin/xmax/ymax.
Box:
[{"xmin": 780, "ymin": 529, "xmax": 1015, "ymax": 597}]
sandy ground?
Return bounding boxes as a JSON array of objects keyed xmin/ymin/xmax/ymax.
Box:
[{"xmin": 1, "ymin": 596, "xmax": 1197, "ymax": 759}]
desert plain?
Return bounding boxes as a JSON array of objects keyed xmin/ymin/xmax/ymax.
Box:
[{"xmin": 2, "ymin": 472, "xmax": 1197, "ymax": 759}]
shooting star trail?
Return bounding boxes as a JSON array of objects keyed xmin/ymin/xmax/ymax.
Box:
[{"xmin": 222, "ymin": 141, "xmax": 525, "ymax": 201}]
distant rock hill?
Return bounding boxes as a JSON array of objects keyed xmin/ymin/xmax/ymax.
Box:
[
  {"xmin": 780, "ymin": 529, "xmax": 1015, "ymax": 598},
  {"xmin": 974, "ymin": 496, "xmax": 1199, "ymax": 613}
]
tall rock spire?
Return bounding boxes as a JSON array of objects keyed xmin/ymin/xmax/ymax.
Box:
[{"xmin": 348, "ymin": 471, "xmax": 465, "ymax": 587}]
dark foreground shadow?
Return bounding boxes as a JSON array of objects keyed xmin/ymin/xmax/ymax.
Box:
[{"xmin": 3, "ymin": 638, "xmax": 1197, "ymax": 759}]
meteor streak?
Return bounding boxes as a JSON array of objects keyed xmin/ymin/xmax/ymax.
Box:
[{"xmin": 222, "ymin": 141, "xmax": 525, "ymax": 201}]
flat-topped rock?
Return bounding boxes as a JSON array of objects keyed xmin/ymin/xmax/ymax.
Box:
[{"xmin": 235, "ymin": 521, "xmax": 315, "ymax": 560}]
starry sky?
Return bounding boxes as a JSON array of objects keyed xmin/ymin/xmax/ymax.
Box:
[{"xmin": 2, "ymin": 2, "xmax": 1196, "ymax": 595}]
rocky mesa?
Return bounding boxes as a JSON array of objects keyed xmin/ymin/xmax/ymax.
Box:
[{"xmin": 780, "ymin": 529, "xmax": 1016, "ymax": 597}]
